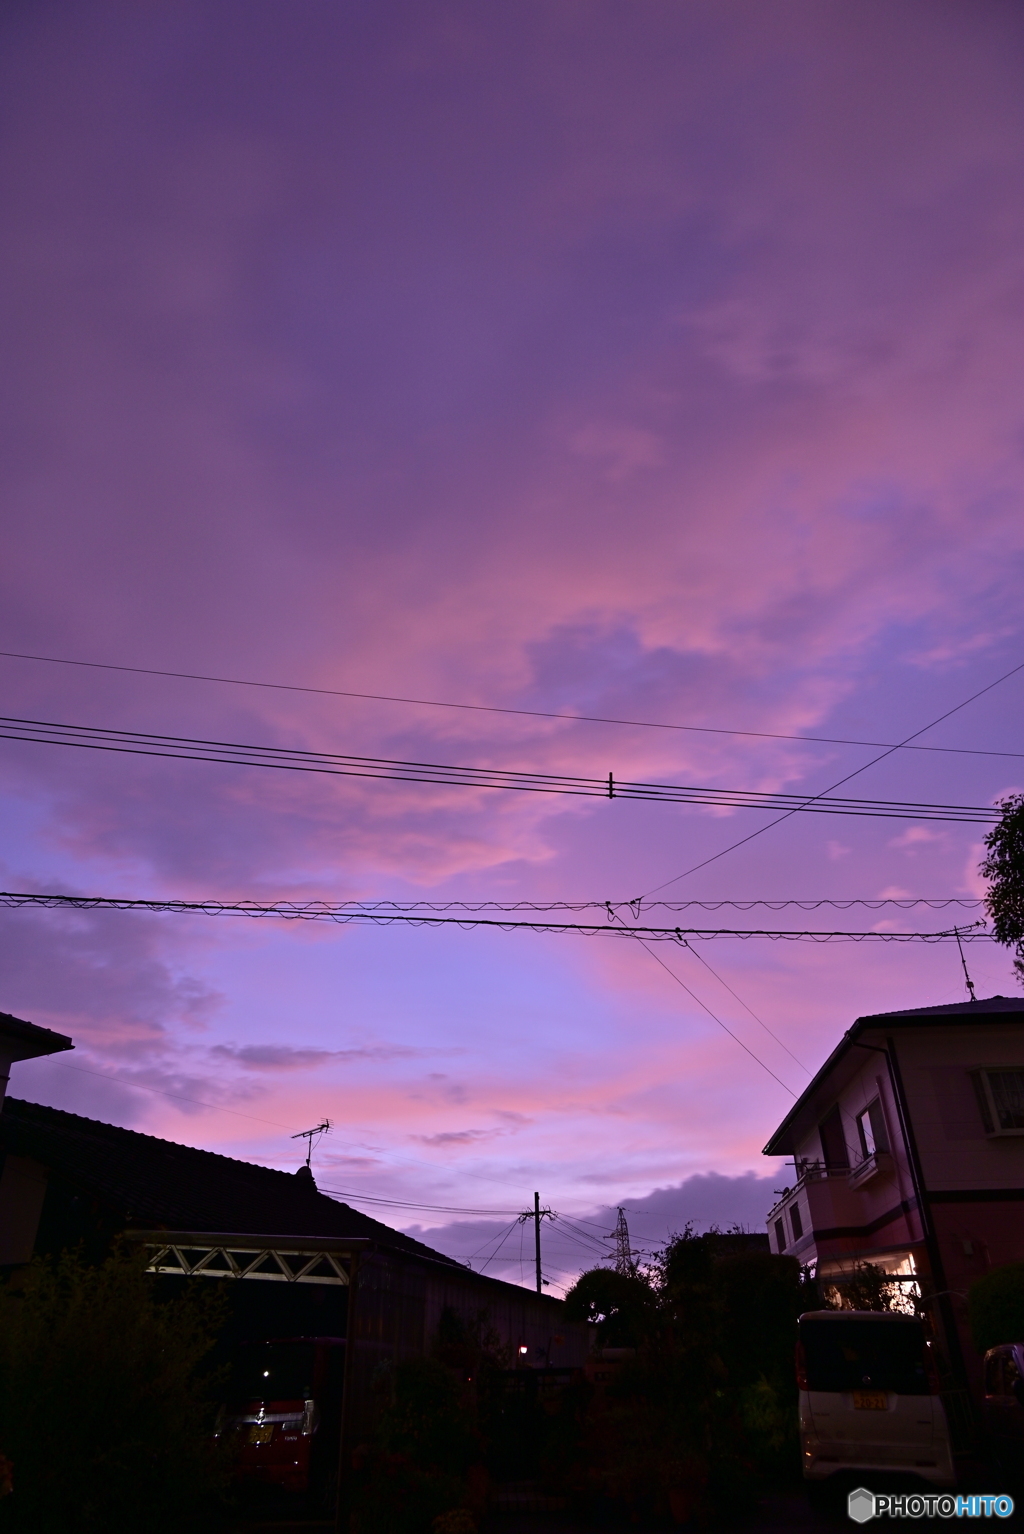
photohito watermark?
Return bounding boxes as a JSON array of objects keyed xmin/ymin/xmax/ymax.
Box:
[{"xmin": 847, "ymin": 1489, "xmax": 1014, "ymax": 1522}]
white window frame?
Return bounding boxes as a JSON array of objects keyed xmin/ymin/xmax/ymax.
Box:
[{"xmin": 972, "ymin": 1068, "xmax": 1024, "ymax": 1137}]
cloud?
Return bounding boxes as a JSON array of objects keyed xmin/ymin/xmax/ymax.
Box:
[
  {"xmin": 415, "ymin": 1128, "xmax": 498, "ymax": 1147},
  {"xmin": 403, "ymin": 1168, "xmax": 783, "ymax": 1293},
  {"xmin": 1, "ymin": 0, "xmax": 1023, "ymax": 1215},
  {"xmin": 889, "ymin": 826, "xmax": 946, "ymax": 851},
  {"xmin": 209, "ymin": 1043, "xmax": 419, "ymax": 1070}
]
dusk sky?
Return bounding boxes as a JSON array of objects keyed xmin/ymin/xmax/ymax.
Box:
[{"xmin": 2, "ymin": 1, "xmax": 1024, "ymax": 1289}]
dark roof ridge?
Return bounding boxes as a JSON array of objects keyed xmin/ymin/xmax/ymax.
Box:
[
  {"xmin": 0, "ymin": 1097, "xmax": 460, "ymax": 1264},
  {"xmin": 3, "ymin": 1095, "xmax": 309, "ymax": 1179},
  {"xmin": 855, "ymin": 994, "xmax": 1024, "ymax": 1022},
  {"xmin": 0, "ymin": 1011, "xmax": 73, "ymax": 1059},
  {"xmin": 763, "ymin": 994, "xmax": 1024, "ymax": 1157}
]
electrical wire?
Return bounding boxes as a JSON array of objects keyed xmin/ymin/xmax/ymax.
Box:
[
  {"xmin": 0, "ymin": 889, "xmax": 994, "ymax": 942},
  {"xmin": 599, "ymin": 903, "xmax": 801, "ymax": 1095},
  {"xmin": 641, "ymin": 655, "xmax": 1024, "ymax": 896},
  {"xmin": 478, "ymin": 1218, "xmax": 522, "ymax": 1276},
  {"xmin": 605, "ymin": 902, "xmax": 810, "ymax": 1074},
  {"xmin": 676, "ymin": 940, "xmax": 811, "ymax": 1074},
  {"xmin": 316, "ymin": 1188, "xmax": 520, "ymax": 1216},
  {"xmin": 2, "ymin": 646, "xmax": 1022, "ymax": 762},
  {"xmin": 632, "ymin": 932, "xmax": 798, "ymax": 1096},
  {"xmin": 0, "ymin": 713, "xmax": 1001, "ymax": 822}
]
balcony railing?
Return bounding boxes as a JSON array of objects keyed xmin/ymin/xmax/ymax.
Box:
[{"xmin": 767, "ymin": 1162, "xmax": 847, "ymax": 1222}]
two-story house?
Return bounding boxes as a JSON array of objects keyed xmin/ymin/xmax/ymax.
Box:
[{"xmin": 763, "ymin": 995, "xmax": 1024, "ymax": 1406}]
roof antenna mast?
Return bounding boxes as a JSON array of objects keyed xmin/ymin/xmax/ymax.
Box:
[
  {"xmin": 953, "ymin": 927, "xmax": 977, "ymax": 1004},
  {"xmin": 291, "ymin": 1119, "xmax": 332, "ymax": 1168}
]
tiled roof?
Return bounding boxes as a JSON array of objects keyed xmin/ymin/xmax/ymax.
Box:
[
  {"xmin": 856, "ymin": 995, "xmax": 1024, "ymax": 1021},
  {"xmin": 0, "ymin": 1011, "xmax": 73, "ymax": 1061},
  {"xmin": 0, "ymin": 1097, "xmax": 458, "ymax": 1267}
]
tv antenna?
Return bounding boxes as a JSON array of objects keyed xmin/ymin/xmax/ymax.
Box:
[
  {"xmin": 952, "ymin": 926, "xmax": 977, "ymax": 1003},
  {"xmin": 291, "ymin": 1119, "xmax": 332, "ymax": 1168}
]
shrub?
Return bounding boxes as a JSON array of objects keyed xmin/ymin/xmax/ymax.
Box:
[
  {"xmin": 970, "ymin": 1264, "xmax": 1024, "ymax": 1355},
  {"xmin": 0, "ymin": 1243, "xmax": 226, "ymax": 1533}
]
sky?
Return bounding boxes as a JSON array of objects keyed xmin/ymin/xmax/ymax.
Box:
[{"xmin": 2, "ymin": 0, "xmax": 1024, "ymax": 1291}]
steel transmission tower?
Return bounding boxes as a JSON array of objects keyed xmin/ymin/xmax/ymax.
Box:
[{"xmin": 613, "ymin": 1207, "xmax": 635, "ymax": 1275}]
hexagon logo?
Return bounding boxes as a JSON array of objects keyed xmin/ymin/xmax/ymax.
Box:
[{"xmin": 847, "ymin": 1486, "xmax": 876, "ymax": 1523}]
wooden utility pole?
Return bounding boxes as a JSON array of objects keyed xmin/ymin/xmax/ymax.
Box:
[{"xmin": 520, "ymin": 1192, "xmax": 552, "ymax": 1293}]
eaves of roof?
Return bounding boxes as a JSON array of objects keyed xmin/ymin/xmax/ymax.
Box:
[{"xmin": 762, "ymin": 995, "xmax": 1024, "ymax": 1158}]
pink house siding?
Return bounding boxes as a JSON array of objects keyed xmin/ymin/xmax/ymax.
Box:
[{"xmin": 763, "ymin": 997, "xmax": 1024, "ymax": 1408}]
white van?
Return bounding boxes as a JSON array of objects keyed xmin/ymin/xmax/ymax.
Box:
[{"xmin": 797, "ymin": 1310, "xmax": 955, "ymax": 1489}]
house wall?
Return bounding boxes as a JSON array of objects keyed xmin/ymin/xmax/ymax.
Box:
[
  {"xmin": 886, "ymin": 1023, "xmax": 1024, "ymax": 1392},
  {"xmin": 343, "ymin": 1249, "xmax": 591, "ymax": 1453},
  {"xmin": 767, "ymin": 1047, "xmax": 926, "ymax": 1275},
  {"xmin": 766, "ymin": 1016, "xmax": 1024, "ymax": 1404}
]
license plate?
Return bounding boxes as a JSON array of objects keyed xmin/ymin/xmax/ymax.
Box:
[
  {"xmin": 248, "ymin": 1424, "xmax": 274, "ymax": 1444},
  {"xmin": 853, "ymin": 1391, "xmax": 888, "ymax": 1410}
]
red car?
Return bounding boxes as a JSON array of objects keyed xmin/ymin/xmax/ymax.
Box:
[{"xmin": 217, "ymin": 1337, "xmax": 345, "ymax": 1498}]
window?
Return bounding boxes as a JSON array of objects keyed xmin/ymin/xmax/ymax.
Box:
[
  {"xmin": 856, "ymin": 1098, "xmax": 889, "ymax": 1159},
  {"xmin": 799, "ymin": 1317, "xmax": 929, "ymax": 1396},
  {"xmin": 774, "ymin": 1218, "xmax": 786, "ymax": 1253},
  {"xmin": 789, "ymin": 1203, "xmax": 803, "ymax": 1241},
  {"xmin": 818, "ymin": 1104, "xmax": 849, "ymax": 1169},
  {"xmin": 971, "ymin": 1070, "xmax": 1024, "ymax": 1135}
]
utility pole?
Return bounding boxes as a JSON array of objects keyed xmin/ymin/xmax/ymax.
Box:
[{"xmin": 519, "ymin": 1192, "xmax": 553, "ymax": 1294}]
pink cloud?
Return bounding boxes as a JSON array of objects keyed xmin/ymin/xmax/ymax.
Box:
[{"xmin": 1, "ymin": 0, "xmax": 1022, "ymax": 1241}]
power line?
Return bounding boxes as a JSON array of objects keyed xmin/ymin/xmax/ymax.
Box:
[
  {"xmin": 0, "ymin": 889, "xmax": 995, "ymax": 942},
  {"xmin": 0, "ymin": 713, "xmax": 1001, "ymax": 823},
  {"xmin": 50, "ymin": 1063, "xmax": 529, "ymax": 1195},
  {"xmin": 641, "ymin": 655, "xmax": 1024, "ymax": 896},
  {"xmin": 599, "ymin": 906, "xmax": 799, "ymax": 1095},
  {"xmin": 2, "ymin": 645, "xmax": 1021, "ymax": 762},
  {"xmin": 640, "ymin": 932, "xmax": 798, "ymax": 1094},
  {"xmin": 317, "ymin": 1188, "xmax": 520, "ymax": 1216},
  {"xmin": 68, "ymin": 895, "xmax": 972, "ymax": 912},
  {"xmin": 676, "ymin": 939, "xmax": 811, "ymax": 1074},
  {"xmin": 605, "ymin": 903, "xmax": 810, "ymax": 1074}
]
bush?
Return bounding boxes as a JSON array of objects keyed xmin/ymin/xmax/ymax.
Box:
[
  {"xmin": 561, "ymin": 1234, "xmax": 803, "ymax": 1522},
  {"xmin": 351, "ymin": 1358, "xmax": 482, "ymax": 1534},
  {"xmin": 970, "ymin": 1264, "xmax": 1024, "ymax": 1355},
  {"xmin": 0, "ymin": 1243, "xmax": 226, "ymax": 1533}
]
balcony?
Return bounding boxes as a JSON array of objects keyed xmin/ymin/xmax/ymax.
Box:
[
  {"xmin": 847, "ymin": 1149, "xmax": 893, "ymax": 1191},
  {"xmin": 767, "ymin": 1162, "xmax": 846, "ymax": 1226}
]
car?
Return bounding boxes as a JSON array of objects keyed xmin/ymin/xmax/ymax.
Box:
[
  {"xmin": 797, "ymin": 1310, "xmax": 955, "ymax": 1491},
  {"xmin": 215, "ymin": 1336, "xmax": 345, "ymax": 1505}
]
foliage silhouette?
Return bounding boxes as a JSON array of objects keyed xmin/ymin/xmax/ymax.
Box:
[
  {"xmin": 981, "ymin": 794, "xmax": 1024, "ymax": 984},
  {"xmin": 0, "ymin": 1243, "xmax": 226, "ymax": 1534},
  {"xmin": 970, "ymin": 1263, "xmax": 1024, "ymax": 1355}
]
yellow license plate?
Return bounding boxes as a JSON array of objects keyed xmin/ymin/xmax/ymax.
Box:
[
  {"xmin": 853, "ymin": 1391, "xmax": 888, "ymax": 1410},
  {"xmin": 248, "ymin": 1424, "xmax": 274, "ymax": 1444}
]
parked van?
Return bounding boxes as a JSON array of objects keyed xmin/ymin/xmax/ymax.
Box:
[{"xmin": 797, "ymin": 1310, "xmax": 955, "ymax": 1489}]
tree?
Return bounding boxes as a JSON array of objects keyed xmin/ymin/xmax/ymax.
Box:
[
  {"xmin": 969, "ymin": 1264, "xmax": 1024, "ymax": 1356},
  {"xmin": 981, "ymin": 794, "xmax": 1024, "ymax": 985},
  {"xmin": 0, "ymin": 1243, "xmax": 226, "ymax": 1533}
]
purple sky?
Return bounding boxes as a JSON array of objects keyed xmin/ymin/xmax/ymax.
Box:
[{"xmin": 3, "ymin": 1, "xmax": 1024, "ymax": 1289}]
